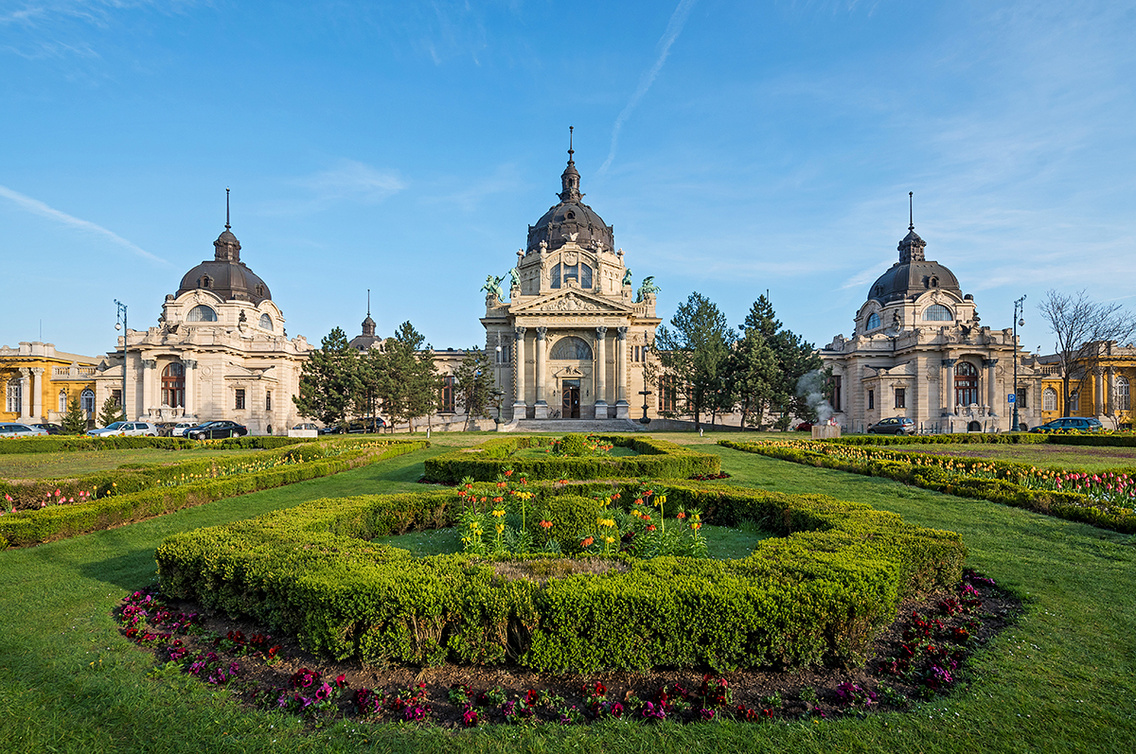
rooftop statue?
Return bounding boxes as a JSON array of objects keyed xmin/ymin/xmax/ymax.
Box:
[
  {"xmin": 481, "ymin": 274, "xmax": 505, "ymax": 300},
  {"xmin": 636, "ymin": 275, "xmax": 659, "ymax": 303}
]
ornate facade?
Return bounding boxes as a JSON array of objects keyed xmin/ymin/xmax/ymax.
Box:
[
  {"xmin": 821, "ymin": 216, "xmax": 1044, "ymax": 433},
  {"xmin": 93, "ymin": 212, "xmax": 312, "ymax": 433},
  {"xmin": 481, "ymin": 141, "xmax": 662, "ymax": 423},
  {"xmin": 0, "ymin": 341, "xmax": 99, "ymax": 424}
]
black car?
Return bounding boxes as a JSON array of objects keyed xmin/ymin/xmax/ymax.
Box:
[
  {"xmin": 346, "ymin": 417, "xmax": 387, "ymax": 433},
  {"xmin": 186, "ymin": 420, "xmax": 249, "ymax": 440},
  {"xmin": 30, "ymin": 423, "xmax": 65, "ymax": 435},
  {"xmin": 866, "ymin": 417, "xmax": 916, "ymax": 435},
  {"xmin": 1029, "ymin": 417, "xmax": 1104, "ymax": 433}
]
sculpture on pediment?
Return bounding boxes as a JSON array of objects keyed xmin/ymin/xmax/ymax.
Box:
[
  {"xmin": 481, "ymin": 274, "xmax": 505, "ymax": 300},
  {"xmin": 622, "ymin": 268, "xmax": 633, "ymax": 287},
  {"xmin": 636, "ymin": 275, "xmax": 660, "ymax": 302},
  {"xmin": 508, "ymin": 267, "xmax": 519, "ymax": 290}
]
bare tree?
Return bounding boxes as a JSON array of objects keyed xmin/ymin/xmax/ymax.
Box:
[{"xmin": 1038, "ymin": 290, "xmax": 1136, "ymax": 413}]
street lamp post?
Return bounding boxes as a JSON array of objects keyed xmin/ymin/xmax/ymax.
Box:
[
  {"xmin": 492, "ymin": 388, "xmax": 504, "ymax": 430},
  {"xmin": 1012, "ymin": 294, "xmax": 1026, "ymax": 432},
  {"xmin": 639, "ymin": 337, "xmax": 653, "ymax": 425},
  {"xmin": 115, "ymin": 300, "xmax": 128, "ymax": 422}
]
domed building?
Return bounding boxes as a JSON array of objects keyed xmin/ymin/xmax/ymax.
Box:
[
  {"xmin": 821, "ymin": 207, "xmax": 1043, "ymax": 433},
  {"xmin": 482, "ymin": 134, "xmax": 662, "ymax": 424},
  {"xmin": 94, "ymin": 198, "xmax": 312, "ymax": 433}
]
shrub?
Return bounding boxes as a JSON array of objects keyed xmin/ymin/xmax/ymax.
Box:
[{"xmin": 540, "ymin": 495, "xmax": 604, "ymax": 551}]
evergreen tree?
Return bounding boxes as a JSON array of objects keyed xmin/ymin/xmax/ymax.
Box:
[
  {"xmin": 454, "ymin": 347, "xmax": 494, "ymax": 431},
  {"xmin": 98, "ymin": 395, "xmax": 123, "ymax": 427},
  {"xmin": 655, "ymin": 292, "xmax": 735, "ymax": 430},
  {"xmin": 61, "ymin": 397, "xmax": 87, "ymax": 434},
  {"xmin": 293, "ymin": 327, "xmax": 360, "ymax": 428},
  {"xmin": 727, "ymin": 328, "xmax": 780, "ymax": 429},
  {"xmin": 354, "ymin": 344, "xmax": 389, "ymax": 428}
]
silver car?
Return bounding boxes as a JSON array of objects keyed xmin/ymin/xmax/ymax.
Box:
[
  {"xmin": 87, "ymin": 421, "xmax": 160, "ymax": 437},
  {"xmin": 0, "ymin": 422, "xmax": 49, "ymax": 438}
]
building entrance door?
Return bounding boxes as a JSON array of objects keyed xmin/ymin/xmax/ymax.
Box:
[{"xmin": 562, "ymin": 379, "xmax": 580, "ymax": 419}]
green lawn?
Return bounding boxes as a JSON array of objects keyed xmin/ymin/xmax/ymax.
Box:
[
  {"xmin": 0, "ymin": 447, "xmax": 267, "ymax": 480},
  {"xmin": 2, "ymin": 433, "xmax": 1134, "ymax": 752}
]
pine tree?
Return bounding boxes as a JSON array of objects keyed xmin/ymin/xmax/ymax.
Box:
[
  {"xmin": 733, "ymin": 295, "xmax": 823, "ymax": 427},
  {"xmin": 454, "ymin": 348, "xmax": 494, "ymax": 431},
  {"xmin": 655, "ymin": 292, "xmax": 735, "ymax": 430},
  {"xmin": 61, "ymin": 397, "xmax": 87, "ymax": 434},
  {"xmin": 293, "ymin": 327, "xmax": 360, "ymax": 428},
  {"xmin": 98, "ymin": 395, "xmax": 123, "ymax": 427}
]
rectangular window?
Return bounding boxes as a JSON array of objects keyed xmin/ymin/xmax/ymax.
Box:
[
  {"xmin": 659, "ymin": 376, "xmax": 677, "ymax": 413},
  {"xmin": 1070, "ymin": 391, "xmax": 1080, "ymax": 412},
  {"xmin": 832, "ymin": 376, "xmax": 843, "ymax": 412},
  {"xmin": 235, "ymin": 389, "xmax": 246, "ymax": 410},
  {"xmin": 112, "ymin": 389, "xmax": 122, "ymax": 407},
  {"xmin": 867, "ymin": 389, "xmax": 874, "ymax": 410},
  {"xmin": 895, "ymin": 387, "xmax": 906, "ymax": 409},
  {"xmin": 265, "ymin": 391, "xmax": 272, "ymax": 411},
  {"xmin": 1015, "ymin": 388, "xmax": 1028, "ymax": 409},
  {"xmin": 439, "ymin": 375, "xmax": 456, "ymax": 413}
]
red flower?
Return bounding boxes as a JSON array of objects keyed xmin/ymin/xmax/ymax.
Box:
[
  {"xmin": 581, "ymin": 537, "xmax": 594, "ymax": 547},
  {"xmin": 539, "ymin": 520, "xmax": 553, "ymax": 529}
]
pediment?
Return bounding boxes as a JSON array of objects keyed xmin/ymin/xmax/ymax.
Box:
[{"xmin": 509, "ymin": 289, "xmax": 632, "ymax": 316}]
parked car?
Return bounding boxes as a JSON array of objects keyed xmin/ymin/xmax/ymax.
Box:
[
  {"xmin": 169, "ymin": 422, "xmax": 196, "ymax": 437},
  {"xmin": 186, "ymin": 421, "xmax": 248, "ymax": 440},
  {"xmin": 347, "ymin": 417, "xmax": 387, "ymax": 434},
  {"xmin": 291, "ymin": 423, "xmax": 318, "ymax": 431},
  {"xmin": 794, "ymin": 422, "xmax": 814, "ymax": 431},
  {"xmin": 0, "ymin": 422, "xmax": 49, "ymax": 438},
  {"xmin": 87, "ymin": 421, "xmax": 159, "ymax": 437},
  {"xmin": 866, "ymin": 417, "xmax": 916, "ymax": 435},
  {"xmin": 1029, "ymin": 417, "xmax": 1104, "ymax": 433},
  {"xmin": 30, "ymin": 423, "xmax": 65, "ymax": 435}
]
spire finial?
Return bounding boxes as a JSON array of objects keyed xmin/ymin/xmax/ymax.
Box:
[
  {"xmin": 226, "ymin": 187, "xmax": 231, "ymax": 230},
  {"xmin": 568, "ymin": 125, "xmax": 574, "ymax": 163},
  {"xmin": 367, "ymin": 289, "xmax": 371, "ymax": 317},
  {"xmin": 908, "ymin": 191, "xmax": 914, "ymax": 231}
]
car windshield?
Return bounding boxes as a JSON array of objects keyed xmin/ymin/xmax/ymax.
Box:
[{"xmin": 104, "ymin": 422, "xmax": 124, "ymax": 430}]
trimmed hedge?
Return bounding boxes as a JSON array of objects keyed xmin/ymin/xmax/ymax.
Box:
[
  {"xmin": 0, "ymin": 434, "xmax": 311, "ymax": 456},
  {"xmin": 832, "ymin": 432, "xmax": 1136, "ymax": 448},
  {"xmin": 721, "ymin": 439, "xmax": 1136, "ymax": 534},
  {"xmin": 155, "ymin": 480, "xmax": 965, "ymax": 673},
  {"xmin": 0, "ymin": 441, "xmax": 427, "ymax": 549},
  {"xmin": 423, "ymin": 435, "xmax": 720, "ymax": 483}
]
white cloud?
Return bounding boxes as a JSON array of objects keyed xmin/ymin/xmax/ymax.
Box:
[{"xmin": 0, "ymin": 184, "xmax": 169, "ymax": 265}]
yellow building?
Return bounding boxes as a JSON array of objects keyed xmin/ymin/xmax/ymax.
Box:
[
  {"xmin": 0, "ymin": 342, "xmax": 100, "ymax": 425},
  {"xmin": 1034, "ymin": 341, "xmax": 1136, "ymax": 429}
]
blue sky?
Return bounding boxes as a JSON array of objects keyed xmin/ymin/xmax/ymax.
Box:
[{"xmin": 3, "ymin": 0, "xmax": 1135, "ymax": 359}]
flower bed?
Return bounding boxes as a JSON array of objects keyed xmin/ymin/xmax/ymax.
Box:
[
  {"xmin": 721, "ymin": 439, "xmax": 1136, "ymax": 533},
  {"xmin": 0, "ymin": 440, "xmax": 428, "ymax": 549},
  {"xmin": 423, "ymin": 435, "xmax": 720, "ymax": 483},
  {"xmin": 155, "ymin": 477, "xmax": 965, "ymax": 673}
]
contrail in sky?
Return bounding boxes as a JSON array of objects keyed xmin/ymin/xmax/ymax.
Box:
[
  {"xmin": 599, "ymin": 0, "xmax": 699, "ymax": 174},
  {"xmin": 0, "ymin": 184, "xmax": 169, "ymax": 265}
]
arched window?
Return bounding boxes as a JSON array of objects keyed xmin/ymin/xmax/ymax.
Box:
[
  {"xmin": 187, "ymin": 305, "xmax": 218, "ymax": 322},
  {"xmin": 1117, "ymin": 376, "xmax": 1130, "ymax": 411},
  {"xmin": 162, "ymin": 362, "xmax": 185, "ymax": 408},
  {"xmin": 59, "ymin": 389, "xmax": 68, "ymax": 413},
  {"xmin": 954, "ymin": 361, "xmax": 978, "ymax": 407},
  {"xmin": 550, "ymin": 263, "xmax": 561, "ymax": 289},
  {"xmin": 580, "ymin": 263, "xmax": 593, "ymax": 288},
  {"xmin": 6, "ymin": 378, "xmax": 21, "ymax": 413},
  {"xmin": 1043, "ymin": 387, "xmax": 1058, "ymax": 411},
  {"xmin": 550, "ymin": 336, "xmax": 593, "ymax": 360},
  {"xmin": 866, "ymin": 312, "xmax": 881, "ymax": 331},
  {"xmin": 259, "ymin": 313, "xmax": 273, "ymax": 330},
  {"xmin": 924, "ymin": 304, "xmax": 953, "ymax": 321},
  {"xmin": 81, "ymin": 388, "xmax": 95, "ymax": 414}
]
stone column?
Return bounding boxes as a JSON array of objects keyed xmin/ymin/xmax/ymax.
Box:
[
  {"xmin": 512, "ymin": 327, "xmax": 526, "ymax": 419},
  {"xmin": 615, "ymin": 326, "xmax": 630, "ymax": 419},
  {"xmin": 1094, "ymin": 367, "xmax": 1104, "ymax": 416},
  {"xmin": 183, "ymin": 360, "xmax": 197, "ymax": 419},
  {"xmin": 1106, "ymin": 366, "xmax": 1115, "ymax": 417},
  {"xmin": 141, "ymin": 359, "xmax": 157, "ymax": 419},
  {"xmin": 31, "ymin": 367, "xmax": 43, "ymax": 422},
  {"xmin": 534, "ymin": 327, "xmax": 549, "ymax": 419},
  {"xmin": 18, "ymin": 367, "xmax": 31, "ymax": 422},
  {"xmin": 940, "ymin": 359, "xmax": 956, "ymax": 415},
  {"xmin": 594, "ymin": 326, "xmax": 608, "ymax": 418},
  {"xmin": 983, "ymin": 359, "xmax": 998, "ymax": 414}
]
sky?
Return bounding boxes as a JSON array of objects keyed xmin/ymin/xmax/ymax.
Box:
[{"xmin": 3, "ymin": 0, "xmax": 1135, "ymax": 360}]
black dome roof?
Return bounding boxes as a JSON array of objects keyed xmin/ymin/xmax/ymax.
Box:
[
  {"xmin": 177, "ymin": 226, "xmax": 272, "ymax": 304},
  {"xmin": 526, "ymin": 144, "xmax": 613, "ymax": 253},
  {"xmin": 868, "ymin": 227, "xmax": 961, "ymax": 305}
]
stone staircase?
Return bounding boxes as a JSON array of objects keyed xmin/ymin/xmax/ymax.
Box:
[{"xmin": 505, "ymin": 418, "xmax": 647, "ymax": 433}]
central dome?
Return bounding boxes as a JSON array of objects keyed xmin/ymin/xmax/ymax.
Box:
[
  {"xmin": 867, "ymin": 226, "xmax": 961, "ymax": 305},
  {"xmin": 526, "ymin": 141, "xmax": 614, "ymax": 253},
  {"xmin": 177, "ymin": 225, "xmax": 272, "ymax": 304}
]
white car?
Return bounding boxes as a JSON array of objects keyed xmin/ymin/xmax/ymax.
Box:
[
  {"xmin": 87, "ymin": 421, "xmax": 160, "ymax": 437},
  {"xmin": 170, "ymin": 422, "xmax": 195, "ymax": 437},
  {"xmin": 0, "ymin": 422, "xmax": 49, "ymax": 438}
]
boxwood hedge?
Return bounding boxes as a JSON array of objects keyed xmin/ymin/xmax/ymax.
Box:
[
  {"xmin": 0, "ymin": 434, "xmax": 310, "ymax": 456},
  {"xmin": 423, "ymin": 435, "xmax": 720, "ymax": 483},
  {"xmin": 155, "ymin": 480, "xmax": 965, "ymax": 673},
  {"xmin": 0, "ymin": 441, "xmax": 427, "ymax": 549}
]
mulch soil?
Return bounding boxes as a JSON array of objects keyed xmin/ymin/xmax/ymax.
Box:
[{"xmin": 117, "ymin": 570, "xmax": 1019, "ymax": 728}]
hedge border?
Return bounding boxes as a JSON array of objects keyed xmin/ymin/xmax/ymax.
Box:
[
  {"xmin": 155, "ymin": 479, "xmax": 965, "ymax": 673},
  {"xmin": 830, "ymin": 432, "xmax": 1136, "ymax": 448},
  {"xmin": 0, "ymin": 441, "xmax": 428, "ymax": 549},
  {"xmin": 0, "ymin": 434, "xmax": 313, "ymax": 456},
  {"xmin": 423, "ymin": 434, "xmax": 721, "ymax": 483},
  {"xmin": 720, "ymin": 439, "xmax": 1136, "ymax": 534}
]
